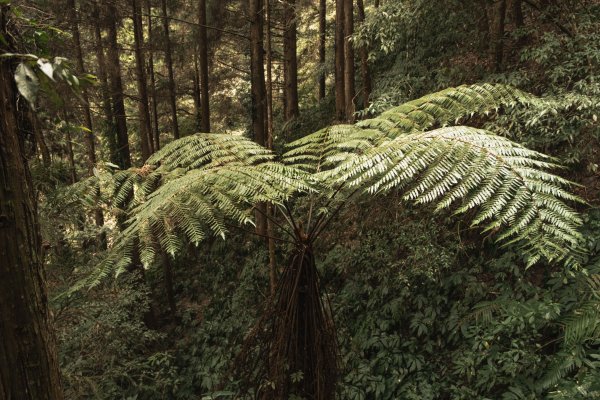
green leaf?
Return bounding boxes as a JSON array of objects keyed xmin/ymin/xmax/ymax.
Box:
[
  {"xmin": 36, "ymin": 58, "xmax": 54, "ymax": 81},
  {"xmin": 14, "ymin": 62, "xmax": 39, "ymax": 107}
]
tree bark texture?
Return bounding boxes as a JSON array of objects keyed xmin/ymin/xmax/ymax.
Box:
[
  {"xmin": 160, "ymin": 0, "xmax": 180, "ymax": 139},
  {"xmin": 198, "ymin": 0, "xmax": 211, "ymax": 132},
  {"xmin": 334, "ymin": 0, "xmax": 345, "ymax": 120},
  {"xmin": 106, "ymin": 3, "xmax": 132, "ymax": 168},
  {"xmin": 68, "ymin": 0, "xmax": 97, "ymax": 174},
  {"xmin": 0, "ymin": 7, "xmax": 64, "ymax": 399},
  {"xmin": 248, "ymin": 0, "xmax": 267, "ymax": 235},
  {"xmin": 318, "ymin": 0, "xmax": 326, "ymax": 100},
  {"xmin": 146, "ymin": 0, "xmax": 161, "ymax": 151},
  {"xmin": 343, "ymin": 0, "xmax": 355, "ymax": 121},
  {"xmin": 488, "ymin": 0, "xmax": 507, "ymax": 71},
  {"xmin": 356, "ymin": 0, "xmax": 371, "ymax": 111},
  {"xmin": 132, "ymin": 0, "xmax": 154, "ymax": 161},
  {"xmin": 283, "ymin": 0, "xmax": 299, "ymax": 120},
  {"xmin": 92, "ymin": 3, "xmax": 118, "ymax": 165}
]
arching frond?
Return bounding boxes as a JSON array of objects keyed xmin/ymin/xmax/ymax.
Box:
[
  {"xmin": 328, "ymin": 126, "xmax": 582, "ymax": 263},
  {"xmin": 283, "ymin": 83, "xmax": 542, "ymax": 171},
  {"xmin": 283, "ymin": 84, "xmax": 581, "ymax": 263},
  {"xmin": 147, "ymin": 132, "xmax": 274, "ymax": 170},
  {"xmin": 118, "ymin": 162, "xmax": 310, "ymax": 269}
]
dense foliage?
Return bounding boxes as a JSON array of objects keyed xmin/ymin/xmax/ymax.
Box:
[{"xmin": 2, "ymin": 0, "xmax": 599, "ymax": 398}]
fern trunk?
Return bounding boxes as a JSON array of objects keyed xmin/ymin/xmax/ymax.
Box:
[{"xmin": 264, "ymin": 244, "xmax": 338, "ymax": 400}]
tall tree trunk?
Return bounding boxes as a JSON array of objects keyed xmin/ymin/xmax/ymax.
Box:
[
  {"xmin": 334, "ymin": 0, "xmax": 345, "ymax": 120},
  {"xmin": 63, "ymin": 110, "xmax": 78, "ymax": 184},
  {"xmin": 132, "ymin": 0, "xmax": 153, "ymax": 162},
  {"xmin": 343, "ymin": 0, "xmax": 355, "ymax": 121},
  {"xmin": 283, "ymin": 0, "xmax": 299, "ymax": 120},
  {"xmin": 146, "ymin": 0, "xmax": 161, "ymax": 151},
  {"xmin": 198, "ymin": 0, "xmax": 211, "ymax": 132},
  {"xmin": 512, "ymin": 0, "xmax": 524, "ymax": 28},
  {"xmin": 356, "ymin": 0, "xmax": 371, "ymax": 111},
  {"xmin": 68, "ymin": 0, "xmax": 96, "ymax": 174},
  {"xmin": 249, "ymin": 0, "xmax": 267, "ymax": 236},
  {"xmin": 31, "ymin": 111, "xmax": 51, "ymax": 166},
  {"xmin": 192, "ymin": 52, "xmax": 202, "ymax": 130},
  {"xmin": 92, "ymin": 3, "xmax": 119, "ymax": 166},
  {"xmin": 160, "ymin": 0, "xmax": 180, "ymax": 139},
  {"xmin": 106, "ymin": 3, "xmax": 131, "ymax": 169},
  {"xmin": 0, "ymin": 7, "xmax": 64, "ymax": 399},
  {"xmin": 489, "ymin": 0, "xmax": 507, "ymax": 72},
  {"xmin": 318, "ymin": 0, "xmax": 326, "ymax": 100},
  {"xmin": 265, "ymin": 0, "xmax": 277, "ymax": 295},
  {"xmin": 249, "ymin": 0, "xmax": 267, "ymax": 147}
]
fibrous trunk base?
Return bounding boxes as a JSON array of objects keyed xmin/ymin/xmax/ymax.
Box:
[{"xmin": 234, "ymin": 245, "xmax": 339, "ymax": 400}]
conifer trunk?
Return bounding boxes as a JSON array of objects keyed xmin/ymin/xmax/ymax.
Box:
[
  {"xmin": 146, "ymin": 0, "xmax": 161, "ymax": 151},
  {"xmin": 283, "ymin": 0, "xmax": 299, "ymax": 120},
  {"xmin": 265, "ymin": 0, "xmax": 277, "ymax": 295},
  {"xmin": 160, "ymin": 0, "xmax": 180, "ymax": 139},
  {"xmin": 489, "ymin": 0, "xmax": 507, "ymax": 71},
  {"xmin": 249, "ymin": 0, "xmax": 267, "ymax": 235},
  {"xmin": 62, "ymin": 109, "xmax": 78, "ymax": 184},
  {"xmin": 132, "ymin": 0, "xmax": 154, "ymax": 161},
  {"xmin": 343, "ymin": 0, "xmax": 355, "ymax": 121},
  {"xmin": 192, "ymin": 53, "xmax": 202, "ymax": 130},
  {"xmin": 334, "ymin": 0, "xmax": 346, "ymax": 120},
  {"xmin": 318, "ymin": 0, "xmax": 326, "ymax": 100},
  {"xmin": 356, "ymin": 0, "xmax": 371, "ymax": 110},
  {"xmin": 106, "ymin": 3, "xmax": 132, "ymax": 168},
  {"xmin": 32, "ymin": 110, "xmax": 51, "ymax": 166},
  {"xmin": 68, "ymin": 0, "xmax": 97, "ymax": 173},
  {"xmin": 198, "ymin": 0, "xmax": 211, "ymax": 132},
  {"xmin": 0, "ymin": 6, "xmax": 64, "ymax": 398},
  {"xmin": 92, "ymin": 3, "xmax": 119, "ymax": 165}
]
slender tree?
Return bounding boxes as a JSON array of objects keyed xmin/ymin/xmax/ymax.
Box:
[
  {"xmin": 318, "ymin": 0, "xmax": 326, "ymax": 100},
  {"xmin": 68, "ymin": 0, "xmax": 97, "ymax": 173},
  {"xmin": 192, "ymin": 52, "xmax": 202, "ymax": 130},
  {"xmin": 198, "ymin": 0, "xmax": 211, "ymax": 132},
  {"xmin": 334, "ymin": 0, "xmax": 345, "ymax": 120},
  {"xmin": 0, "ymin": 6, "xmax": 64, "ymax": 399},
  {"xmin": 249, "ymin": 0, "xmax": 267, "ymax": 235},
  {"xmin": 132, "ymin": 0, "xmax": 154, "ymax": 161},
  {"xmin": 343, "ymin": 0, "xmax": 355, "ymax": 121},
  {"xmin": 283, "ymin": 0, "xmax": 299, "ymax": 120},
  {"xmin": 160, "ymin": 0, "xmax": 180, "ymax": 139},
  {"xmin": 265, "ymin": 0, "xmax": 277, "ymax": 294},
  {"xmin": 489, "ymin": 0, "xmax": 507, "ymax": 71},
  {"xmin": 106, "ymin": 2, "xmax": 132, "ymax": 168},
  {"xmin": 92, "ymin": 3, "xmax": 119, "ymax": 165},
  {"xmin": 356, "ymin": 0, "xmax": 371, "ymax": 110},
  {"xmin": 146, "ymin": 0, "xmax": 161, "ymax": 150}
]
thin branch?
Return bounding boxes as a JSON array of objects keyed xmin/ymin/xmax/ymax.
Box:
[{"xmin": 140, "ymin": 12, "xmax": 249, "ymax": 40}]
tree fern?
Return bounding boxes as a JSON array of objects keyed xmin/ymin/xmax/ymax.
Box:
[{"xmin": 73, "ymin": 83, "xmax": 585, "ymax": 400}]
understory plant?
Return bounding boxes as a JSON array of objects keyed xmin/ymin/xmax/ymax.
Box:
[{"xmin": 72, "ymin": 83, "xmax": 583, "ymax": 399}]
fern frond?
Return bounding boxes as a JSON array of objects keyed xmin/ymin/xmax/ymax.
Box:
[
  {"xmin": 118, "ymin": 161, "xmax": 310, "ymax": 268},
  {"xmin": 284, "ymin": 83, "xmax": 547, "ymax": 175},
  {"xmin": 328, "ymin": 126, "xmax": 583, "ymax": 263},
  {"xmin": 147, "ymin": 132, "xmax": 274, "ymax": 170}
]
